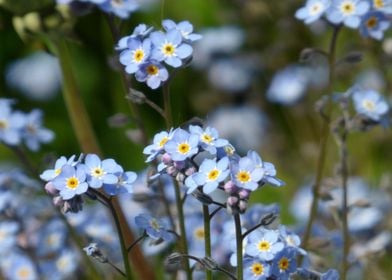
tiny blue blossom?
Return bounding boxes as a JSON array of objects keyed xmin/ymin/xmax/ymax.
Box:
[
  {"xmin": 83, "ymin": 154, "xmax": 120, "ymax": 189},
  {"xmin": 134, "ymin": 213, "xmax": 173, "ymax": 241},
  {"xmin": 40, "ymin": 155, "xmax": 77, "ymax": 182},
  {"xmin": 164, "ymin": 128, "xmax": 199, "ymax": 161},
  {"xmin": 243, "ymin": 257, "xmax": 271, "ymax": 280},
  {"xmin": 231, "ymin": 155, "xmax": 265, "ymax": 191},
  {"xmin": 102, "ymin": 166, "xmax": 137, "ymax": 195},
  {"xmin": 0, "ymin": 221, "xmax": 19, "ymax": 253},
  {"xmin": 4, "ymin": 254, "xmax": 38, "ymax": 280},
  {"xmin": 245, "ymin": 229, "xmax": 284, "ymax": 261},
  {"xmin": 359, "ymin": 11, "xmax": 390, "ymax": 40},
  {"xmin": 150, "ymin": 29, "xmax": 193, "ymax": 68},
  {"xmin": 271, "ymin": 247, "xmax": 297, "ymax": 279},
  {"xmin": 162, "ymin": 19, "xmax": 202, "ymax": 42},
  {"xmin": 295, "ymin": 0, "xmax": 331, "ymax": 24},
  {"xmin": 189, "ymin": 125, "xmax": 229, "ymax": 154},
  {"xmin": 116, "ymin": 24, "xmax": 154, "ymax": 50},
  {"xmin": 185, "ymin": 157, "xmax": 230, "ymax": 194},
  {"xmin": 0, "ymin": 100, "xmax": 25, "ymax": 146},
  {"xmin": 52, "ymin": 165, "xmax": 89, "ymax": 200},
  {"xmin": 372, "ymin": 0, "xmax": 392, "ymax": 14},
  {"xmin": 119, "ymin": 38, "xmax": 151, "ymax": 74},
  {"xmin": 98, "ymin": 0, "xmax": 139, "ymax": 19},
  {"xmin": 21, "ymin": 109, "xmax": 54, "ymax": 151},
  {"xmin": 247, "ymin": 151, "xmax": 285, "ymax": 187},
  {"xmin": 135, "ymin": 60, "xmax": 169, "ymax": 89},
  {"xmin": 143, "ymin": 129, "xmax": 175, "ymax": 162},
  {"xmin": 326, "ymin": 0, "xmax": 370, "ymax": 28},
  {"xmin": 352, "ymin": 88, "xmax": 389, "ymax": 121}
]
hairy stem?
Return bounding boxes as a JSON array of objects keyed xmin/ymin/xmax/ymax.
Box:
[
  {"xmin": 203, "ymin": 205, "xmax": 212, "ymax": 280},
  {"xmin": 234, "ymin": 213, "xmax": 243, "ymax": 280}
]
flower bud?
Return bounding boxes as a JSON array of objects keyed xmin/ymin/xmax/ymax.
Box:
[
  {"xmin": 185, "ymin": 166, "xmax": 196, "ymax": 176},
  {"xmin": 162, "ymin": 153, "xmax": 172, "ymax": 165},
  {"xmin": 224, "ymin": 180, "xmax": 237, "ymax": 194},
  {"xmin": 238, "ymin": 200, "xmax": 248, "ymax": 213},
  {"xmin": 238, "ymin": 189, "xmax": 250, "ymax": 200},
  {"xmin": 45, "ymin": 182, "xmax": 58, "ymax": 196}
]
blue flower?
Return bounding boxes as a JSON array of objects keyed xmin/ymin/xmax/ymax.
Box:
[
  {"xmin": 36, "ymin": 219, "xmax": 67, "ymax": 257},
  {"xmin": 0, "ymin": 99, "xmax": 25, "ymax": 146},
  {"xmin": 40, "ymin": 155, "xmax": 77, "ymax": 182},
  {"xmin": 245, "ymin": 229, "xmax": 284, "ymax": 261},
  {"xmin": 83, "ymin": 154, "xmax": 120, "ymax": 189},
  {"xmin": 247, "ymin": 151, "xmax": 285, "ymax": 187},
  {"xmin": 231, "ymin": 155, "xmax": 265, "ymax": 191},
  {"xmin": 0, "ymin": 221, "xmax": 19, "ymax": 252},
  {"xmin": 243, "ymin": 257, "xmax": 271, "ymax": 280},
  {"xmin": 4, "ymin": 253, "xmax": 38, "ymax": 280},
  {"xmin": 164, "ymin": 128, "xmax": 199, "ymax": 161},
  {"xmin": 326, "ymin": 0, "xmax": 370, "ymax": 28},
  {"xmin": 134, "ymin": 213, "xmax": 173, "ymax": 241},
  {"xmin": 116, "ymin": 24, "xmax": 154, "ymax": 50},
  {"xmin": 185, "ymin": 157, "xmax": 230, "ymax": 194},
  {"xmin": 119, "ymin": 38, "xmax": 151, "ymax": 74},
  {"xmin": 52, "ymin": 165, "xmax": 89, "ymax": 200},
  {"xmin": 21, "ymin": 109, "xmax": 54, "ymax": 151},
  {"xmin": 271, "ymin": 248, "xmax": 297, "ymax": 279},
  {"xmin": 359, "ymin": 11, "xmax": 390, "ymax": 40},
  {"xmin": 162, "ymin": 19, "xmax": 202, "ymax": 42},
  {"xmin": 279, "ymin": 226, "xmax": 307, "ymax": 255},
  {"xmin": 372, "ymin": 0, "xmax": 392, "ymax": 14},
  {"xmin": 352, "ymin": 88, "xmax": 389, "ymax": 121},
  {"xmin": 135, "ymin": 60, "xmax": 169, "ymax": 89},
  {"xmin": 98, "ymin": 0, "xmax": 139, "ymax": 19},
  {"xmin": 295, "ymin": 0, "xmax": 331, "ymax": 24},
  {"xmin": 189, "ymin": 125, "xmax": 229, "ymax": 154},
  {"xmin": 102, "ymin": 167, "xmax": 137, "ymax": 195},
  {"xmin": 150, "ymin": 29, "xmax": 193, "ymax": 67},
  {"xmin": 143, "ymin": 129, "xmax": 175, "ymax": 162}
]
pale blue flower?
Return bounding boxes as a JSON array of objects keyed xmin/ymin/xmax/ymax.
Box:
[
  {"xmin": 21, "ymin": 109, "xmax": 54, "ymax": 151},
  {"xmin": 150, "ymin": 29, "xmax": 193, "ymax": 67},
  {"xmin": 0, "ymin": 100, "xmax": 25, "ymax": 146},
  {"xmin": 372, "ymin": 0, "xmax": 392, "ymax": 14},
  {"xmin": 135, "ymin": 60, "xmax": 169, "ymax": 89},
  {"xmin": 164, "ymin": 128, "xmax": 199, "ymax": 161},
  {"xmin": 185, "ymin": 157, "xmax": 230, "ymax": 194},
  {"xmin": 247, "ymin": 151, "xmax": 284, "ymax": 187},
  {"xmin": 231, "ymin": 155, "xmax": 265, "ymax": 191},
  {"xmin": 352, "ymin": 88, "xmax": 389, "ymax": 121},
  {"xmin": 135, "ymin": 213, "xmax": 173, "ymax": 241},
  {"xmin": 143, "ymin": 129, "xmax": 175, "ymax": 162},
  {"xmin": 271, "ymin": 247, "xmax": 297, "ymax": 279},
  {"xmin": 162, "ymin": 19, "xmax": 202, "ymax": 42},
  {"xmin": 295, "ymin": 0, "xmax": 331, "ymax": 24},
  {"xmin": 99, "ymin": 0, "xmax": 139, "ymax": 19},
  {"xmin": 243, "ymin": 257, "xmax": 271, "ymax": 279},
  {"xmin": 119, "ymin": 38, "xmax": 151, "ymax": 74},
  {"xmin": 52, "ymin": 165, "xmax": 88, "ymax": 200},
  {"xmin": 102, "ymin": 166, "xmax": 137, "ymax": 195},
  {"xmin": 83, "ymin": 154, "xmax": 120, "ymax": 189},
  {"xmin": 36, "ymin": 219, "xmax": 67, "ymax": 257},
  {"xmin": 359, "ymin": 11, "xmax": 390, "ymax": 40},
  {"xmin": 245, "ymin": 229, "xmax": 284, "ymax": 261},
  {"xmin": 40, "ymin": 155, "xmax": 77, "ymax": 182},
  {"xmin": 116, "ymin": 24, "xmax": 154, "ymax": 50},
  {"xmin": 189, "ymin": 125, "xmax": 229, "ymax": 154},
  {"xmin": 4, "ymin": 253, "xmax": 38, "ymax": 280},
  {"xmin": 0, "ymin": 221, "xmax": 19, "ymax": 253},
  {"xmin": 326, "ymin": 0, "xmax": 370, "ymax": 28}
]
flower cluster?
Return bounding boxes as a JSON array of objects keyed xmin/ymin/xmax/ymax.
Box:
[
  {"xmin": 0, "ymin": 98, "xmax": 54, "ymax": 151},
  {"xmin": 239, "ymin": 227, "xmax": 307, "ymax": 279},
  {"xmin": 295, "ymin": 0, "xmax": 391, "ymax": 40},
  {"xmin": 40, "ymin": 153, "xmax": 137, "ymax": 213},
  {"xmin": 117, "ymin": 20, "xmax": 201, "ymax": 89},
  {"xmin": 56, "ymin": 0, "xmax": 139, "ymax": 19},
  {"xmin": 143, "ymin": 124, "xmax": 284, "ymax": 214}
]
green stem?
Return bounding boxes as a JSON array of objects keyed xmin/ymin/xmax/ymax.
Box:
[
  {"xmin": 234, "ymin": 213, "xmax": 243, "ymax": 280},
  {"xmin": 174, "ymin": 182, "xmax": 192, "ymax": 279},
  {"xmin": 301, "ymin": 25, "xmax": 341, "ymax": 255},
  {"xmin": 203, "ymin": 205, "xmax": 212, "ymax": 280},
  {"xmin": 163, "ymin": 82, "xmax": 173, "ymax": 128}
]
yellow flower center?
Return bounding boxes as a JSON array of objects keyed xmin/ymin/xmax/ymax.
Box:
[
  {"xmin": 133, "ymin": 49, "xmax": 145, "ymax": 63},
  {"xmin": 363, "ymin": 99, "xmax": 376, "ymax": 111},
  {"xmin": 374, "ymin": 0, "xmax": 384, "ymax": 8},
  {"xmin": 340, "ymin": 1, "xmax": 355, "ymax": 15},
  {"xmin": 162, "ymin": 43, "xmax": 175, "ymax": 56},
  {"xmin": 366, "ymin": 17, "xmax": 378, "ymax": 28},
  {"xmin": 55, "ymin": 168, "xmax": 62, "ymax": 176},
  {"xmin": 194, "ymin": 227, "xmax": 205, "ymax": 240},
  {"xmin": 257, "ymin": 240, "xmax": 271, "ymax": 252},
  {"xmin": 177, "ymin": 142, "xmax": 190, "ymax": 154},
  {"xmin": 46, "ymin": 233, "xmax": 59, "ymax": 246},
  {"xmin": 251, "ymin": 263, "xmax": 264, "ymax": 276},
  {"xmin": 150, "ymin": 219, "xmax": 160, "ymax": 230},
  {"xmin": 236, "ymin": 170, "xmax": 251, "ymax": 183},
  {"xmin": 224, "ymin": 145, "xmax": 235, "ymax": 156},
  {"xmin": 146, "ymin": 64, "xmax": 159, "ymax": 75},
  {"xmin": 56, "ymin": 256, "xmax": 69, "ymax": 270},
  {"xmin": 91, "ymin": 167, "xmax": 104, "ymax": 178},
  {"xmin": 279, "ymin": 257, "xmax": 290, "ymax": 271},
  {"xmin": 159, "ymin": 137, "xmax": 169, "ymax": 148},
  {"xmin": 111, "ymin": 0, "xmax": 123, "ymax": 7},
  {"xmin": 207, "ymin": 168, "xmax": 220, "ymax": 181},
  {"xmin": 309, "ymin": 3, "xmax": 322, "ymax": 15},
  {"xmin": 66, "ymin": 177, "xmax": 79, "ymax": 189},
  {"xmin": 201, "ymin": 133, "xmax": 213, "ymax": 144},
  {"xmin": 0, "ymin": 120, "xmax": 8, "ymax": 129},
  {"xmin": 17, "ymin": 267, "xmax": 31, "ymax": 279}
]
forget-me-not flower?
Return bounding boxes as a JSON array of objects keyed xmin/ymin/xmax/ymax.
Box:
[
  {"xmin": 245, "ymin": 229, "xmax": 284, "ymax": 261},
  {"xmin": 231, "ymin": 155, "xmax": 265, "ymax": 191},
  {"xmin": 135, "ymin": 60, "xmax": 169, "ymax": 89},
  {"xmin": 21, "ymin": 109, "xmax": 54, "ymax": 151},
  {"xmin": 83, "ymin": 154, "xmax": 120, "ymax": 189},
  {"xmin": 352, "ymin": 88, "xmax": 389, "ymax": 121},
  {"xmin": 164, "ymin": 128, "xmax": 199, "ymax": 161},
  {"xmin": 0, "ymin": 100, "xmax": 25, "ymax": 146},
  {"xmin": 52, "ymin": 165, "xmax": 89, "ymax": 200},
  {"xmin": 295, "ymin": 0, "xmax": 331, "ymax": 24},
  {"xmin": 372, "ymin": 0, "xmax": 392, "ymax": 14},
  {"xmin": 143, "ymin": 129, "xmax": 174, "ymax": 162},
  {"xmin": 119, "ymin": 38, "xmax": 151, "ymax": 74},
  {"xmin": 326, "ymin": 0, "xmax": 370, "ymax": 28},
  {"xmin": 162, "ymin": 19, "xmax": 202, "ymax": 42},
  {"xmin": 189, "ymin": 125, "xmax": 229, "ymax": 154},
  {"xmin": 116, "ymin": 24, "xmax": 154, "ymax": 50},
  {"xmin": 4, "ymin": 253, "xmax": 38, "ymax": 280},
  {"xmin": 98, "ymin": 0, "xmax": 139, "ymax": 19},
  {"xmin": 243, "ymin": 257, "xmax": 271, "ymax": 280},
  {"xmin": 40, "ymin": 155, "xmax": 77, "ymax": 182},
  {"xmin": 271, "ymin": 247, "xmax": 297, "ymax": 279},
  {"xmin": 102, "ymin": 166, "xmax": 137, "ymax": 195},
  {"xmin": 150, "ymin": 29, "xmax": 193, "ymax": 67},
  {"xmin": 135, "ymin": 213, "xmax": 173, "ymax": 241},
  {"xmin": 359, "ymin": 11, "xmax": 390, "ymax": 40}
]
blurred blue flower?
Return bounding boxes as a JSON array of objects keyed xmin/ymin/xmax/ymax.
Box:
[
  {"xmin": 119, "ymin": 38, "xmax": 152, "ymax": 74},
  {"xmin": 116, "ymin": 24, "xmax": 153, "ymax": 50},
  {"xmin": 243, "ymin": 257, "xmax": 271, "ymax": 279},
  {"xmin": 359, "ymin": 11, "xmax": 390, "ymax": 40},
  {"xmin": 372, "ymin": 0, "xmax": 392, "ymax": 14},
  {"xmin": 0, "ymin": 221, "xmax": 19, "ymax": 253},
  {"xmin": 245, "ymin": 229, "xmax": 284, "ymax": 261},
  {"xmin": 52, "ymin": 165, "xmax": 88, "ymax": 200},
  {"xmin": 150, "ymin": 29, "xmax": 193, "ymax": 67},
  {"xmin": 135, "ymin": 213, "xmax": 173, "ymax": 241},
  {"xmin": 36, "ymin": 219, "xmax": 67, "ymax": 257},
  {"xmin": 0, "ymin": 99, "xmax": 25, "ymax": 146},
  {"xmin": 102, "ymin": 167, "xmax": 137, "ymax": 195},
  {"xmin": 351, "ymin": 88, "xmax": 389, "ymax": 121},
  {"xmin": 6, "ymin": 52, "xmax": 62, "ymax": 101},
  {"xmin": 295, "ymin": 0, "xmax": 331, "ymax": 24},
  {"xmin": 99, "ymin": 0, "xmax": 138, "ymax": 19},
  {"xmin": 135, "ymin": 60, "xmax": 169, "ymax": 89},
  {"xmin": 162, "ymin": 19, "xmax": 202, "ymax": 42},
  {"xmin": 21, "ymin": 109, "xmax": 54, "ymax": 151},
  {"xmin": 3, "ymin": 253, "xmax": 38, "ymax": 280},
  {"xmin": 326, "ymin": 0, "xmax": 370, "ymax": 28}
]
